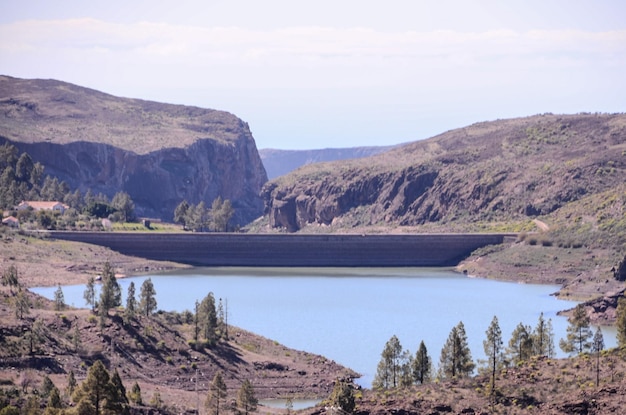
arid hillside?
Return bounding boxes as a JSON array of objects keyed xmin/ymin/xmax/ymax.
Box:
[
  {"xmin": 0, "ymin": 283, "xmax": 357, "ymax": 414},
  {"xmin": 262, "ymin": 113, "xmax": 625, "ymax": 233},
  {"xmin": 0, "ymin": 76, "xmax": 268, "ymax": 223}
]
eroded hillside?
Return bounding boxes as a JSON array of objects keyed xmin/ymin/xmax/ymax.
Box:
[{"xmin": 262, "ymin": 113, "xmax": 626, "ymax": 233}]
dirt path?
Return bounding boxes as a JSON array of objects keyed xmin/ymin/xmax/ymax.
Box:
[{"xmin": 533, "ymin": 218, "xmax": 550, "ymax": 231}]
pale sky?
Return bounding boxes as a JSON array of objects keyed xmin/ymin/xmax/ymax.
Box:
[{"xmin": 1, "ymin": 0, "xmax": 625, "ymax": 149}]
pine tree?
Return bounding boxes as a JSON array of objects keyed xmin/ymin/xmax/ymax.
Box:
[
  {"xmin": 217, "ymin": 298, "xmax": 228, "ymax": 339},
  {"xmin": 200, "ymin": 292, "xmax": 218, "ymax": 345},
  {"xmin": 46, "ymin": 386, "xmax": 63, "ymax": 412},
  {"xmin": 507, "ymin": 322, "xmax": 533, "ymax": 364},
  {"xmin": 84, "ymin": 276, "xmax": 96, "ymax": 312},
  {"xmin": 373, "ymin": 335, "xmax": 404, "ymax": 389},
  {"xmin": 1, "ymin": 264, "xmax": 19, "ymax": 294},
  {"xmin": 111, "ymin": 191, "xmax": 135, "ymax": 222},
  {"xmin": 139, "ymin": 278, "xmax": 157, "ymax": 316},
  {"xmin": 592, "ymin": 327, "xmax": 604, "ymax": 387},
  {"xmin": 545, "ymin": 318, "xmax": 556, "ymax": 358},
  {"xmin": 72, "ymin": 360, "xmax": 129, "ymax": 415},
  {"xmin": 124, "ymin": 281, "xmax": 136, "ymax": 321},
  {"xmin": 15, "ymin": 152, "xmax": 34, "ymax": 182},
  {"xmin": 412, "ymin": 340, "xmax": 431, "ymax": 385},
  {"xmin": 211, "ymin": 197, "xmax": 234, "ymax": 232},
  {"xmin": 150, "ymin": 391, "xmax": 163, "ymax": 409},
  {"xmin": 174, "ymin": 200, "xmax": 190, "ymax": 228},
  {"xmin": 72, "ymin": 324, "xmax": 82, "ymax": 353},
  {"xmin": 188, "ymin": 201, "xmax": 209, "ymax": 232},
  {"xmin": 532, "ymin": 312, "xmax": 548, "ymax": 356},
  {"xmin": 559, "ymin": 304, "xmax": 593, "ymax": 355},
  {"xmin": 109, "ymin": 369, "xmax": 129, "ymax": 414},
  {"xmin": 41, "ymin": 375, "xmax": 55, "ymax": 397},
  {"xmin": 236, "ymin": 379, "xmax": 258, "ymax": 415},
  {"xmin": 98, "ymin": 262, "xmax": 122, "ymax": 323},
  {"xmin": 194, "ymin": 300, "xmax": 200, "ymax": 342},
  {"xmin": 483, "ymin": 316, "xmax": 503, "ymax": 395},
  {"xmin": 328, "ymin": 379, "xmax": 355, "ymax": 414},
  {"xmin": 66, "ymin": 370, "xmax": 77, "ymax": 397},
  {"xmin": 22, "ymin": 396, "xmax": 41, "ymax": 415},
  {"xmin": 25, "ymin": 318, "xmax": 45, "ymax": 354},
  {"xmin": 439, "ymin": 321, "xmax": 474, "ymax": 379},
  {"xmin": 616, "ymin": 295, "xmax": 626, "ymax": 349},
  {"xmin": 206, "ymin": 371, "xmax": 228, "ymax": 415},
  {"xmin": 14, "ymin": 287, "xmax": 30, "ymax": 319},
  {"xmin": 128, "ymin": 382, "xmax": 142, "ymax": 405},
  {"xmin": 398, "ymin": 349, "xmax": 413, "ymax": 388},
  {"xmin": 53, "ymin": 284, "xmax": 65, "ymax": 311}
]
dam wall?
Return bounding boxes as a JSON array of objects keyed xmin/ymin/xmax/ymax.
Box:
[{"xmin": 45, "ymin": 232, "xmax": 514, "ymax": 267}]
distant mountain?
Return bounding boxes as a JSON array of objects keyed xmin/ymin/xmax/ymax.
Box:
[
  {"xmin": 0, "ymin": 76, "xmax": 267, "ymax": 223},
  {"xmin": 259, "ymin": 146, "xmax": 396, "ymax": 179},
  {"xmin": 261, "ymin": 113, "xmax": 626, "ymax": 234}
]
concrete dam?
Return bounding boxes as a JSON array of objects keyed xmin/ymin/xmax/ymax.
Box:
[{"xmin": 45, "ymin": 232, "xmax": 515, "ymax": 267}]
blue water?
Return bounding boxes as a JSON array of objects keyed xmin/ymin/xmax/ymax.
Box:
[{"xmin": 33, "ymin": 267, "xmax": 617, "ymax": 387}]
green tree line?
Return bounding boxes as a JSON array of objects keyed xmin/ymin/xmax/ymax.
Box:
[
  {"xmin": 174, "ymin": 197, "xmax": 235, "ymax": 232},
  {"xmin": 371, "ymin": 308, "xmax": 616, "ymax": 393},
  {"xmin": 2, "ymin": 143, "xmax": 238, "ymax": 231}
]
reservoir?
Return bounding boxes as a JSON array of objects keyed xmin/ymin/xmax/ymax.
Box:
[{"xmin": 33, "ymin": 267, "xmax": 617, "ymax": 388}]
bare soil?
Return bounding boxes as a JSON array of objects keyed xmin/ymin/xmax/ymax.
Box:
[
  {"xmin": 457, "ymin": 240, "xmax": 626, "ymax": 324},
  {"xmin": 0, "ymin": 287, "xmax": 357, "ymax": 414},
  {"xmin": 0, "ymin": 230, "xmax": 190, "ymax": 288},
  {"xmin": 319, "ymin": 352, "xmax": 626, "ymax": 415}
]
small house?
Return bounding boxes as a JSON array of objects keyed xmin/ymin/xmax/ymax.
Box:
[{"xmin": 2, "ymin": 216, "xmax": 19, "ymax": 228}]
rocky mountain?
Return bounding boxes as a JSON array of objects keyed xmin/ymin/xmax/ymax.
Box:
[
  {"xmin": 0, "ymin": 76, "xmax": 267, "ymax": 224},
  {"xmin": 259, "ymin": 145, "xmax": 396, "ymax": 179},
  {"xmin": 261, "ymin": 113, "xmax": 626, "ymax": 232}
]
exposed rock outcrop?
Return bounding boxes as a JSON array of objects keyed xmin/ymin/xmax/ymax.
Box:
[
  {"xmin": 614, "ymin": 255, "xmax": 626, "ymax": 281},
  {"xmin": 559, "ymin": 289, "xmax": 625, "ymax": 324},
  {"xmin": 0, "ymin": 76, "xmax": 267, "ymax": 223}
]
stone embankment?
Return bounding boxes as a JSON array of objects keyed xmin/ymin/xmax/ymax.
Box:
[{"xmin": 45, "ymin": 232, "xmax": 514, "ymax": 267}]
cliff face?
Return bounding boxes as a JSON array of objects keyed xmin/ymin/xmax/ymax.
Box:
[
  {"xmin": 262, "ymin": 113, "xmax": 626, "ymax": 232},
  {"xmin": 0, "ymin": 76, "xmax": 267, "ymax": 223}
]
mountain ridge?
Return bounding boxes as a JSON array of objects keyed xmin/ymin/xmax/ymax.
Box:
[
  {"xmin": 259, "ymin": 145, "xmax": 397, "ymax": 179},
  {"xmin": 261, "ymin": 113, "xmax": 626, "ymax": 233},
  {"xmin": 0, "ymin": 75, "xmax": 267, "ymax": 223}
]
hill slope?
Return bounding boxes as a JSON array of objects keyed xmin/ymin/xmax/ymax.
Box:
[
  {"xmin": 0, "ymin": 284, "xmax": 357, "ymax": 413},
  {"xmin": 259, "ymin": 146, "xmax": 396, "ymax": 180},
  {"xmin": 0, "ymin": 76, "xmax": 267, "ymax": 223},
  {"xmin": 262, "ymin": 113, "xmax": 626, "ymax": 233}
]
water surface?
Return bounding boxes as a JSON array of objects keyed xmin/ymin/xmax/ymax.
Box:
[{"xmin": 34, "ymin": 267, "xmax": 616, "ymax": 387}]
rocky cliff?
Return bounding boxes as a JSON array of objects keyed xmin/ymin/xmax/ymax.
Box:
[
  {"xmin": 262, "ymin": 113, "xmax": 626, "ymax": 232},
  {"xmin": 0, "ymin": 76, "xmax": 267, "ymax": 223}
]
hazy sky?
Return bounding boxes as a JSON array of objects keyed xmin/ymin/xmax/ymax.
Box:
[{"xmin": 1, "ymin": 1, "xmax": 625, "ymax": 149}]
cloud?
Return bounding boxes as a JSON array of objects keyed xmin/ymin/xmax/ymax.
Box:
[
  {"xmin": 3, "ymin": 18, "xmax": 625, "ymax": 65},
  {"xmin": 1, "ymin": 18, "xmax": 625, "ymax": 105}
]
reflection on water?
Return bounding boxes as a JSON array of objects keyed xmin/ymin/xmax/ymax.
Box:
[
  {"xmin": 260, "ymin": 398, "xmax": 322, "ymax": 410},
  {"xmin": 32, "ymin": 267, "xmax": 616, "ymax": 388}
]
